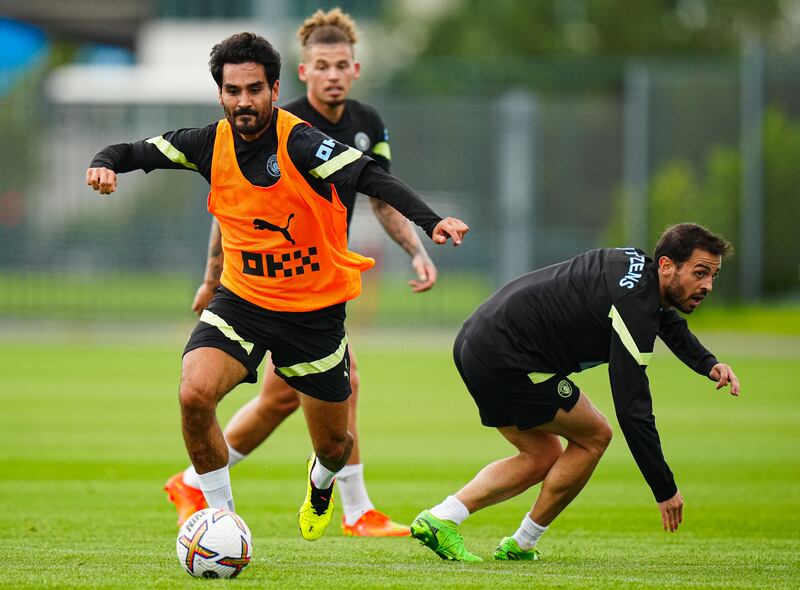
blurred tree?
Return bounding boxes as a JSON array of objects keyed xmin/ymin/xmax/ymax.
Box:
[
  {"xmin": 606, "ymin": 107, "xmax": 800, "ymax": 298},
  {"xmin": 387, "ymin": 0, "xmax": 789, "ymax": 93},
  {"xmin": 420, "ymin": 0, "xmax": 785, "ymax": 58},
  {"xmin": 761, "ymin": 108, "xmax": 800, "ymax": 294}
]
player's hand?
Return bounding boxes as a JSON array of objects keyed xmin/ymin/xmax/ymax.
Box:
[
  {"xmin": 657, "ymin": 489, "xmax": 683, "ymax": 532},
  {"xmin": 432, "ymin": 217, "xmax": 469, "ymax": 246},
  {"xmin": 408, "ymin": 252, "xmax": 437, "ymax": 293},
  {"xmin": 191, "ymin": 281, "xmax": 218, "ymax": 315},
  {"xmin": 86, "ymin": 167, "xmax": 118, "ymax": 195},
  {"xmin": 708, "ymin": 363, "xmax": 740, "ymax": 396}
]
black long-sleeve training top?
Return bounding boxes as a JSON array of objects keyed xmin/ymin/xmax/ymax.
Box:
[
  {"xmin": 89, "ymin": 106, "xmax": 441, "ymax": 236},
  {"xmin": 280, "ymin": 95, "xmax": 391, "ymax": 228},
  {"xmin": 462, "ymin": 247, "xmax": 719, "ymax": 502}
]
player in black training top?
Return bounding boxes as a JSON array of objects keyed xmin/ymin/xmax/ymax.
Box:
[
  {"xmin": 280, "ymin": 95, "xmax": 391, "ymax": 225},
  {"xmin": 168, "ymin": 9, "xmax": 435, "ymax": 537},
  {"xmin": 409, "ymin": 223, "xmax": 740, "ymax": 562}
]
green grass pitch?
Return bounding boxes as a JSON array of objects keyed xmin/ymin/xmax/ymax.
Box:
[{"xmin": 0, "ymin": 331, "xmax": 798, "ymax": 588}]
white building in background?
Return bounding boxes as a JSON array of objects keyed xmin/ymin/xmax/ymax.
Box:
[{"xmin": 46, "ymin": 21, "xmax": 289, "ymax": 105}]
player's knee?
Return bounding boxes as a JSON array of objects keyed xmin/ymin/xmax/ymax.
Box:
[
  {"xmin": 524, "ymin": 437, "xmax": 563, "ymax": 482},
  {"xmin": 258, "ymin": 392, "xmax": 300, "ymax": 418},
  {"xmin": 542, "ymin": 436, "xmax": 565, "ymax": 470},
  {"xmin": 314, "ymin": 432, "xmax": 353, "ymax": 471},
  {"xmin": 279, "ymin": 395, "xmax": 302, "ymax": 416},
  {"xmin": 589, "ymin": 419, "xmax": 613, "ymax": 456},
  {"xmin": 178, "ymin": 381, "xmax": 215, "ymax": 417},
  {"xmin": 256, "ymin": 381, "xmax": 300, "ymax": 418}
]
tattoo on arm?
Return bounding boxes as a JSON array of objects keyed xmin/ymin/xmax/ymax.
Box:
[
  {"xmin": 370, "ymin": 198, "xmax": 428, "ymax": 258},
  {"xmin": 205, "ymin": 218, "xmax": 223, "ymax": 283}
]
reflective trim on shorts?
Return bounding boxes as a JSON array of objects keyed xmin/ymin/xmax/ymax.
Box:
[
  {"xmin": 199, "ymin": 309, "xmax": 255, "ymax": 354},
  {"xmin": 527, "ymin": 371, "xmax": 556, "ymax": 384},
  {"xmin": 608, "ymin": 305, "xmax": 652, "ymax": 366},
  {"xmin": 276, "ymin": 334, "xmax": 348, "ymax": 377}
]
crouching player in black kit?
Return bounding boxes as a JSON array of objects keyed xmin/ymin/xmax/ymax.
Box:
[{"xmin": 410, "ymin": 223, "xmax": 740, "ymax": 562}]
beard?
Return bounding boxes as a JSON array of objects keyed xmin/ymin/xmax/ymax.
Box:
[
  {"xmin": 323, "ymin": 97, "xmax": 345, "ymax": 108},
  {"xmin": 663, "ymin": 275, "xmax": 700, "ymax": 314},
  {"xmin": 225, "ymin": 105, "xmax": 271, "ymax": 136}
]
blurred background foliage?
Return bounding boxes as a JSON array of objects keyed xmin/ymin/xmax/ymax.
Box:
[
  {"xmin": 605, "ymin": 107, "xmax": 800, "ymax": 296},
  {"xmin": 388, "ymin": 0, "xmax": 788, "ymax": 92},
  {"xmin": 1, "ymin": 0, "xmax": 798, "ymax": 325},
  {"xmin": 419, "ymin": 0, "xmax": 783, "ymax": 58}
]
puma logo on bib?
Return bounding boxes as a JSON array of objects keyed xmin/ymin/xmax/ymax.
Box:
[{"xmin": 253, "ymin": 213, "xmax": 295, "ymax": 245}]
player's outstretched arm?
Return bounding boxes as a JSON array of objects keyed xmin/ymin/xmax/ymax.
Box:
[
  {"xmin": 86, "ymin": 167, "xmax": 118, "ymax": 195},
  {"xmin": 708, "ymin": 363, "xmax": 740, "ymax": 396},
  {"xmin": 657, "ymin": 489, "xmax": 683, "ymax": 532},
  {"xmin": 191, "ymin": 218, "xmax": 224, "ymax": 315},
  {"xmin": 352, "ymin": 162, "xmax": 467, "ymax": 247},
  {"xmin": 369, "ymin": 198, "xmax": 438, "ymax": 292},
  {"xmin": 432, "ymin": 217, "xmax": 469, "ymax": 247}
]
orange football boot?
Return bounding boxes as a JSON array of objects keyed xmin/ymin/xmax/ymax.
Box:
[
  {"xmin": 164, "ymin": 472, "xmax": 208, "ymax": 527},
  {"xmin": 342, "ymin": 509, "xmax": 411, "ymax": 537}
]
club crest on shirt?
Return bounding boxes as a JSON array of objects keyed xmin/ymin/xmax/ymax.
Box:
[
  {"xmin": 266, "ymin": 154, "xmax": 281, "ymax": 178},
  {"xmin": 354, "ymin": 132, "xmax": 370, "ymax": 151}
]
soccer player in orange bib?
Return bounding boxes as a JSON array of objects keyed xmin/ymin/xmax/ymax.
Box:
[
  {"xmin": 165, "ymin": 9, "xmax": 437, "ymax": 537},
  {"xmin": 86, "ymin": 31, "xmax": 468, "ymax": 542}
]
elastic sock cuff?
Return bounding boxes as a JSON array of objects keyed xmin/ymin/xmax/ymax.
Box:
[
  {"xmin": 227, "ymin": 444, "xmax": 246, "ymax": 466},
  {"xmin": 196, "ymin": 465, "xmax": 230, "ymax": 492},
  {"xmin": 337, "ymin": 463, "xmax": 364, "ymax": 479}
]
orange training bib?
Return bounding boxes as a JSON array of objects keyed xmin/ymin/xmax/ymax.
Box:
[{"xmin": 208, "ymin": 109, "xmax": 375, "ymax": 312}]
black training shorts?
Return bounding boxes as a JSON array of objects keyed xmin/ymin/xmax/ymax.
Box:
[
  {"xmin": 453, "ymin": 329, "xmax": 580, "ymax": 430},
  {"xmin": 184, "ymin": 286, "xmax": 351, "ymax": 402}
]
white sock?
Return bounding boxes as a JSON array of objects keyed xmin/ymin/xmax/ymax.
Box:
[
  {"xmin": 429, "ymin": 495, "xmax": 470, "ymax": 526},
  {"xmin": 183, "ymin": 443, "xmax": 247, "ymax": 489},
  {"xmin": 310, "ymin": 457, "xmax": 337, "ymax": 489},
  {"xmin": 336, "ymin": 464, "xmax": 375, "ymax": 525},
  {"xmin": 512, "ymin": 514, "xmax": 548, "ymax": 550},
  {"xmin": 227, "ymin": 444, "xmax": 247, "ymax": 467},
  {"xmin": 196, "ymin": 465, "xmax": 235, "ymax": 513}
]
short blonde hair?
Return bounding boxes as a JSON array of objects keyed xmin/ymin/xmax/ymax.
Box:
[{"xmin": 297, "ymin": 8, "xmax": 358, "ymax": 60}]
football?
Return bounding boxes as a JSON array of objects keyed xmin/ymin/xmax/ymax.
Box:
[{"xmin": 176, "ymin": 508, "xmax": 252, "ymax": 578}]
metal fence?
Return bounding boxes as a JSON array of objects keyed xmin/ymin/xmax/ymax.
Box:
[{"xmin": 2, "ymin": 52, "xmax": 799, "ymax": 327}]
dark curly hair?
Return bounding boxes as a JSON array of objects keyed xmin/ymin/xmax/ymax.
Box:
[
  {"xmin": 209, "ymin": 32, "xmax": 281, "ymax": 87},
  {"xmin": 654, "ymin": 223, "xmax": 733, "ymax": 265}
]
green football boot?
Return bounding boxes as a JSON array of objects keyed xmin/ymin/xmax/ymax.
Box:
[
  {"xmin": 298, "ymin": 454, "xmax": 335, "ymax": 541},
  {"xmin": 493, "ymin": 536, "xmax": 541, "ymax": 561},
  {"xmin": 410, "ymin": 510, "xmax": 482, "ymax": 562}
]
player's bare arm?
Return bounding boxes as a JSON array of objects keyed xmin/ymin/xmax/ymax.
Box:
[
  {"xmin": 86, "ymin": 167, "xmax": 118, "ymax": 195},
  {"xmin": 369, "ymin": 197, "xmax": 437, "ymax": 292},
  {"xmin": 709, "ymin": 363, "xmax": 740, "ymax": 396},
  {"xmin": 191, "ymin": 218, "xmax": 224, "ymax": 314}
]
